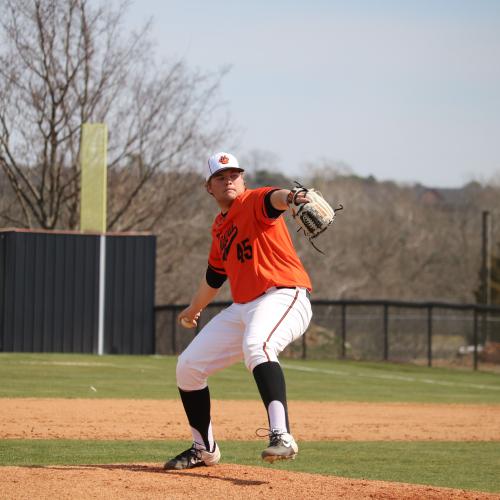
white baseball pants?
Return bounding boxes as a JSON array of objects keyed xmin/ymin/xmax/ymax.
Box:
[{"xmin": 176, "ymin": 287, "xmax": 312, "ymax": 391}]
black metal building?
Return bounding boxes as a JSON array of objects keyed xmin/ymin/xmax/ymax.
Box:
[{"xmin": 0, "ymin": 229, "xmax": 156, "ymax": 354}]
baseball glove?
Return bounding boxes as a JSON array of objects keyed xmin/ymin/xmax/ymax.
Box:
[{"xmin": 287, "ymin": 182, "xmax": 343, "ymax": 253}]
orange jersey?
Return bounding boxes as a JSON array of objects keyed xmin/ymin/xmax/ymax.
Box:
[{"xmin": 208, "ymin": 187, "xmax": 312, "ymax": 303}]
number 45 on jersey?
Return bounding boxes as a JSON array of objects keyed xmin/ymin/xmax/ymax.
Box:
[{"xmin": 237, "ymin": 238, "xmax": 253, "ymax": 263}]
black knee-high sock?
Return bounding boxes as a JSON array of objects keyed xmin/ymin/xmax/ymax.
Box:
[
  {"xmin": 252, "ymin": 361, "xmax": 290, "ymax": 432},
  {"xmin": 178, "ymin": 386, "xmax": 212, "ymax": 450}
]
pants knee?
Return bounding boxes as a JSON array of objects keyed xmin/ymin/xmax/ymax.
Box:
[
  {"xmin": 176, "ymin": 353, "xmax": 207, "ymax": 391},
  {"xmin": 243, "ymin": 342, "xmax": 278, "ymax": 372}
]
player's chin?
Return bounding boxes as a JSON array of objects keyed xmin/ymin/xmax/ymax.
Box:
[{"xmin": 223, "ymin": 190, "xmax": 238, "ymax": 200}]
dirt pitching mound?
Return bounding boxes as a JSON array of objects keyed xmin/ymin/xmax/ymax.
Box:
[{"xmin": 3, "ymin": 463, "xmax": 499, "ymax": 500}]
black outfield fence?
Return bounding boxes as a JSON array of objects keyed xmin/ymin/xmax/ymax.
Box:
[
  {"xmin": 0, "ymin": 229, "xmax": 156, "ymax": 354},
  {"xmin": 2, "ymin": 227, "xmax": 499, "ymax": 367},
  {"xmin": 155, "ymin": 299, "xmax": 500, "ymax": 370}
]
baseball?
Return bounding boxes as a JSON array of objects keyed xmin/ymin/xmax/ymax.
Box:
[{"xmin": 180, "ymin": 317, "xmax": 196, "ymax": 329}]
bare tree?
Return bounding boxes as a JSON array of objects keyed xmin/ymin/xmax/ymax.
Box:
[
  {"xmin": 293, "ymin": 166, "xmax": 500, "ymax": 303},
  {"xmin": 148, "ymin": 164, "xmax": 500, "ymax": 305},
  {"xmin": 0, "ymin": 0, "xmax": 229, "ymax": 230}
]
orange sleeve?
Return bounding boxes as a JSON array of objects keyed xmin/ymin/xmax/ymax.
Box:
[
  {"xmin": 252, "ymin": 187, "xmax": 283, "ymax": 227},
  {"xmin": 208, "ymin": 235, "xmax": 226, "ymax": 276}
]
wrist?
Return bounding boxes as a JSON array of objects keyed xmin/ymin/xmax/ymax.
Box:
[{"xmin": 270, "ymin": 189, "xmax": 291, "ymax": 211}]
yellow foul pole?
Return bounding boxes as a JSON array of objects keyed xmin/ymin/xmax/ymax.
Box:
[{"xmin": 80, "ymin": 123, "xmax": 108, "ymax": 233}]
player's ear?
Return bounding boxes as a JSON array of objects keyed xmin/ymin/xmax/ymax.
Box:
[{"xmin": 205, "ymin": 180, "xmax": 214, "ymax": 196}]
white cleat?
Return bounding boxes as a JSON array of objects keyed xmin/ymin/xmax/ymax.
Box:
[{"xmin": 261, "ymin": 430, "xmax": 298, "ymax": 463}]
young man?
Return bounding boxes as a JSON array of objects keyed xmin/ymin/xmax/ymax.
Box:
[{"xmin": 164, "ymin": 151, "xmax": 313, "ymax": 470}]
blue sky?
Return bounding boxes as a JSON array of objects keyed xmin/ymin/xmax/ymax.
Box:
[{"xmin": 126, "ymin": 0, "xmax": 500, "ymax": 187}]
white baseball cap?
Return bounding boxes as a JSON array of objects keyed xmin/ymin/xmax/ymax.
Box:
[{"xmin": 206, "ymin": 152, "xmax": 244, "ymax": 181}]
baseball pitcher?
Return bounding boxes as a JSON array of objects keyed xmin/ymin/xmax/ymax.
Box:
[{"xmin": 164, "ymin": 151, "xmax": 337, "ymax": 470}]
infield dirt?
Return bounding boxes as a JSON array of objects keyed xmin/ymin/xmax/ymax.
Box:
[{"xmin": 2, "ymin": 399, "xmax": 500, "ymax": 499}]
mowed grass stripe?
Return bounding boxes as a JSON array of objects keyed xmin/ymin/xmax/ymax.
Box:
[
  {"xmin": 281, "ymin": 362, "xmax": 500, "ymax": 391},
  {"xmin": 1, "ymin": 353, "xmax": 499, "ymax": 403},
  {"xmin": 0, "ymin": 440, "xmax": 499, "ymax": 493}
]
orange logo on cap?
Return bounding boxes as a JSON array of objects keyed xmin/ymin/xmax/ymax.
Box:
[{"xmin": 219, "ymin": 155, "xmax": 230, "ymax": 164}]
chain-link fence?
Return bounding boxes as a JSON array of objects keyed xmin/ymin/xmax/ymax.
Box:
[{"xmin": 155, "ymin": 300, "xmax": 500, "ymax": 370}]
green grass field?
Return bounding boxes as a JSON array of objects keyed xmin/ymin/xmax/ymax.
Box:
[
  {"xmin": 1, "ymin": 353, "xmax": 500, "ymax": 493},
  {"xmin": 1, "ymin": 353, "xmax": 499, "ymax": 402}
]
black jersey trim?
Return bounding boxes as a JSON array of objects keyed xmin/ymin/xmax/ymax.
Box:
[
  {"xmin": 206, "ymin": 265, "xmax": 227, "ymax": 289},
  {"xmin": 264, "ymin": 189, "xmax": 286, "ymax": 219}
]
